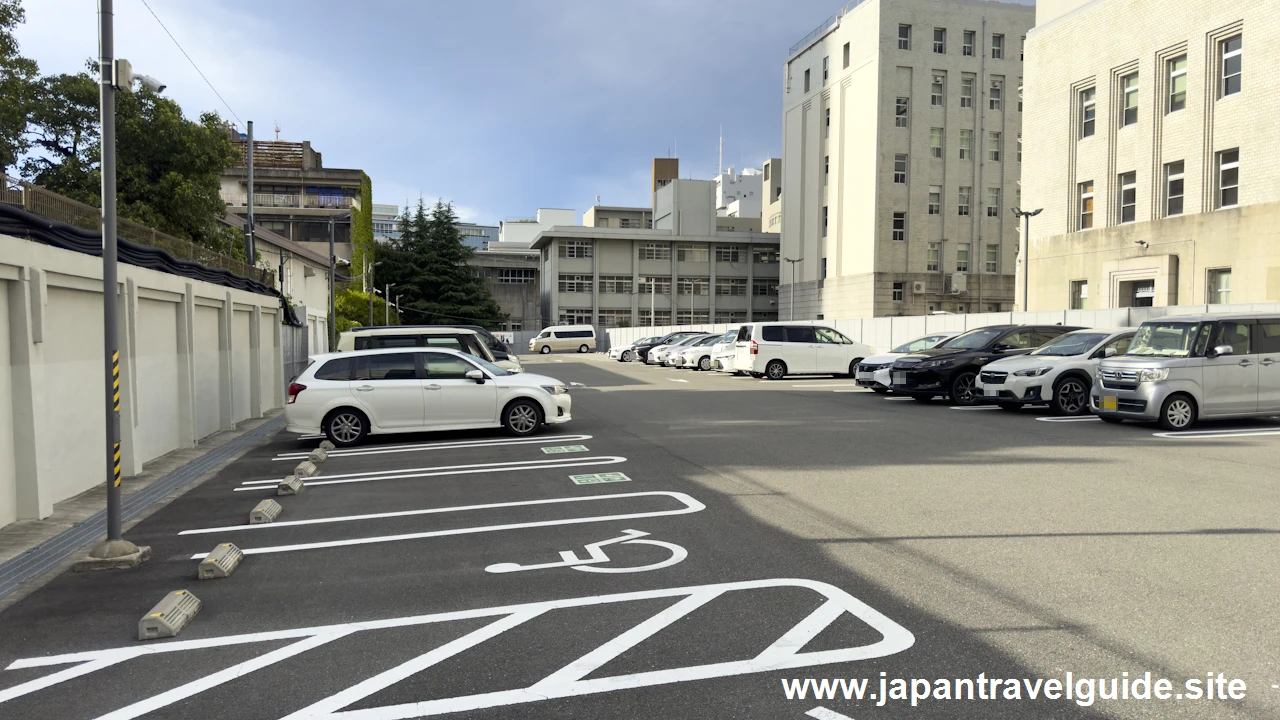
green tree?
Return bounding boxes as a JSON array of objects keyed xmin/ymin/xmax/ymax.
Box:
[
  {"xmin": 332, "ymin": 287, "xmax": 397, "ymax": 335},
  {"xmin": 0, "ymin": 0, "xmax": 39, "ymax": 176}
]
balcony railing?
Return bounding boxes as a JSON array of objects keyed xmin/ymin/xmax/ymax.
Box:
[
  {"xmin": 788, "ymin": 0, "xmax": 868, "ymax": 57},
  {"xmin": 222, "ymin": 193, "xmax": 356, "ymax": 210}
]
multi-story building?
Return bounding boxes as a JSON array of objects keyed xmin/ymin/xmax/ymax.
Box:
[
  {"xmin": 1022, "ymin": 0, "xmax": 1279, "ymax": 310},
  {"xmin": 763, "ymin": 158, "xmax": 783, "ymax": 233},
  {"xmin": 714, "ymin": 167, "xmax": 764, "ymax": 218},
  {"xmin": 583, "ymin": 206, "xmax": 653, "ymax": 229},
  {"xmin": 781, "ymin": 0, "xmax": 1033, "ymax": 318},
  {"xmin": 499, "ymin": 208, "xmax": 578, "ymax": 247},
  {"xmin": 534, "ymin": 180, "xmax": 782, "ymax": 328},
  {"xmin": 220, "ymin": 139, "xmax": 363, "ymax": 263},
  {"xmin": 458, "ymin": 223, "xmax": 499, "ymax": 251},
  {"xmin": 468, "ymin": 246, "xmax": 541, "ymax": 331},
  {"xmin": 371, "ymin": 204, "xmax": 400, "ymax": 244}
]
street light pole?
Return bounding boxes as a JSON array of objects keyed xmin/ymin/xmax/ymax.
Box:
[
  {"xmin": 328, "ymin": 217, "xmax": 336, "ymax": 350},
  {"xmin": 1010, "ymin": 207, "xmax": 1042, "ymax": 312},
  {"xmin": 384, "ymin": 283, "xmax": 396, "ymax": 325},
  {"xmin": 244, "ymin": 120, "xmax": 254, "ymax": 265},
  {"xmin": 783, "ymin": 257, "xmax": 800, "ymax": 321}
]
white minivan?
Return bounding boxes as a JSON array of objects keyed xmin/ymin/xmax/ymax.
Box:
[
  {"xmin": 528, "ymin": 325, "xmax": 597, "ymax": 354},
  {"xmin": 733, "ymin": 323, "xmax": 875, "ymax": 379}
]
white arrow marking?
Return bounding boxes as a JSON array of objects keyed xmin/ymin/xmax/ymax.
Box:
[{"xmin": 807, "ymin": 706, "xmax": 856, "ymax": 720}]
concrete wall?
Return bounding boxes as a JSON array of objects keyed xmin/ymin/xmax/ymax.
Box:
[{"xmin": 0, "ymin": 233, "xmax": 287, "ymax": 530}]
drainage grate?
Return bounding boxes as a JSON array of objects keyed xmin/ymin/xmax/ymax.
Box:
[{"xmin": 0, "ymin": 416, "xmax": 285, "ymax": 601}]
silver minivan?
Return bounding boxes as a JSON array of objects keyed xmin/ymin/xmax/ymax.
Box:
[{"xmin": 1091, "ymin": 313, "xmax": 1280, "ymax": 430}]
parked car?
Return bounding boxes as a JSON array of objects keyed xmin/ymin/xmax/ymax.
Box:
[
  {"xmin": 285, "ymin": 347, "xmax": 572, "ymax": 446},
  {"xmin": 611, "ymin": 336, "xmax": 659, "ymax": 362},
  {"xmin": 732, "ymin": 323, "xmax": 875, "ymax": 380},
  {"xmin": 890, "ymin": 324, "xmax": 1083, "ymax": 405},
  {"xmin": 529, "ymin": 325, "xmax": 596, "ymax": 354},
  {"xmin": 975, "ymin": 328, "xmax": 1135, "ymax": 414},
  {"xmin": 442, "ymin": 324, "xmax": 520, "ymax": 366},
  {"xmin": 655, "ymin": 334, "xmax": 715, "ymax": 366},
  {"xmin": 337, "ymin": 327, "xmax": 522, "ymax": 372},
  {"xmin": 673, "ymin": 332, "xmax": 734, "ymax": 370},
  {"xmin": 711, "ymin": 331, "xmax": 742, "ymax": 373},
  {"xmin": 1092, "ymin": 313, "xmax": 1280, "ymax": 430},
  {"xmin": 855, "ymin": 332, "xmax": 960, "ymax": 393},
  {"xmin": 642, "ymin": 331, "xmax": 707, "ymax": 364}
]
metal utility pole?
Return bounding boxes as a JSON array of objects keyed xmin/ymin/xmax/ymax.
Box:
[
  {"xmin": 394, "ymin": 294, "xmax": 402, "ymax": 326},
  {"xmin": 1011, "ymin": 207, "xmax": 1042, "ymax": 312},
  {"xmin": 328, "ymin": 217, "xmax": 336, "ymax": 350},
  {"xmin": 649, "ymin": 278, "xmax": 655, "ymax": 327},
  {"xmin": 244, "ymin": 120, "xmax": 254, "ymax": 265},
  {"xmin": 384, "ymin": 283, "xmax": 396, "ymax": 325},
  {"xmin": 783, "ymin": 257, "xmax": 800, "ymax": 320}
]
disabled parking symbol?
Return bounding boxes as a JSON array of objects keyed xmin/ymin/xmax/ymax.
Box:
[{"xmin": 485, "ymin": 529, "xmax": 686, "ymax": 574}]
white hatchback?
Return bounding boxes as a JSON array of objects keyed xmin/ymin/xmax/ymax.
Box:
[
  {"xmin": 285, "ymin": 348, "xmax": 572, "ymax": 446},
  {"xmin": 733, "ymin": 323, "xmax": 875, "ymax": 380}
]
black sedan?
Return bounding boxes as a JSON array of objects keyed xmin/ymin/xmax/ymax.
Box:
[{"xmin": 889, "ymin": 325, "xmax": 1083, "ymax": 405}]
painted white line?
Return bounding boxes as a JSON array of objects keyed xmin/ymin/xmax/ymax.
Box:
[
  {"xmin": 1153, "ymin": 429, "xmax": 1280, "ymax": 440},
  {"xmin": 234, "ymin": 456, "xmax": 628, "ymax": 492},
  {"xmin": 3, "ymin": 579, "xmax": 914, "ymax": 718},
  {"xmin": 570, "ymin": 381, "xmax": 586, "ymax": 386},
  {"xmin": 832, "ymin": 389, "xmax": 868, "ymax": 393},
  {"xmin": 486, "ymin": 529, "xmax": 687, "ymax": 575},
  {"xmin": 273, "ymin": 434, "xmax": 594, "ymax": 461},
  {"xmin": 297, "ymin": 433, "xmax": 325, "ymax": 440},
  {"xmin": 181, "ymin": 491, "xmax": 701, "ymax": 537},
  {"xmin": 883, "ymin": 396, "xmax": 913, "ymax": 401},
  {"xmin": 949, "ymin": 406, "xmax": 1000, "ymax": 410},
  {"xmin": 791, "ymin": 383, "xmax": 862, "ymax": 388},
  {"xmin": 669, "ymin": 378, "xmax": 689, "ymax": 383},
  {"xmin": 1035, "ymin": 416, "xmax": 1102, "ymax": 423},
  {"xmin": 807, "ymin": 707, "xmax": 856, "ymax": 720}
]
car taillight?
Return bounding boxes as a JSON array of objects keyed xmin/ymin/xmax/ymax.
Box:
[
  {"xmin": 750, "ymin": 340, "xmax": 759, "ymax": 355},
  {"xmin": 287, "ymin": 383, "xmax": 306, "ymax": 404}
]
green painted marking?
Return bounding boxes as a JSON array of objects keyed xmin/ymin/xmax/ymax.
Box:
[
  {"xmin": 541, "ymin": 445, "xmax": 589, "ymax": 454},
  {"xmin": 569, "ymin": 472, "xmax": 632, "ymax": 485}
]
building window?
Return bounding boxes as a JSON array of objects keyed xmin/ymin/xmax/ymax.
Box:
[
  {"xmin": 637, "ymin": 309, "xmax": 671, "ymax": 326},
  {"xmin": 714, "ymin": 311, "xmax": 747, "ymax": 324},
  {"xmin": 1016, "ymin": 133, "xmax": 1022, "ymax": 162},
  {"xmin": 960, "ymin": 75, "xmax": 975, "ymax": 108},
  {"xmin": 497, "ymin": 268, "xmax": 536, "ymax": 284},
  {"xmin": 893, "ymin": 154, "xmax": 908, "ymax": 184},
  {"xmin": 714, "ymin": 245, "xmax": 743, "ymax": 263},
  {"xmin": 677, "ymin": 244, "xmax": 709, "ymax": 262},
  {"xmin": 1217, "ymin": 149, "xmax": 1239, "ymax": 208},
  {"xmin": 1020, "ymin": 36, "xmax": 1025, "ymax": 61},
  {"xmin": 1121, "ymin": 72, "xmax": 1139, "ymax": 126},
  {"xmin": 1220, "ymin": 34, "xmax": 1241, "ymax": 97},
  {"xmin": 822, "ymin": 56, "xmax": 829, "ymax": 85},
  {"xmin": 1117, "ymin": 171, "xmax": 1137, "ymax": 223},
  {"xmin": 843, "ymin": 42, "xmax": 850, "ymax": 68},
  {"xmin": 892, "ymin": 282, "xmax": 905, "ymax": 302},
  {"xmin": 895, "ymin": 97, "xmax": 909, "ymax": 127},
  {"xmin": 753, "ymin": 247, "xmax": 779, "ymax": 264},
  {"xmin": 988, "ymin": 131, "xmax": 1001, "ymax": 161},
  {"xmin": 676, "ymin": 310, "xmax": 710, "ymax": 325},
  {"xmin": 931, "ymin": 74, "xmax": 945, "ymax": 106},
  {"xmin": 558, "ymin": 309, "xmax": 592, "ymax": 325},
  {"xmin": 1017, "ymin": 77, "xmax": 1023, "ymax": 111},
  {"xmin": 985, "ymin": 244, "xmax": 998, "ymax": 273},
  {"xmin": 956, "ymin": 243, "xmax": 970, "ymax": 272},
  {"xmin": 986, "ymin": 187, "xmax": 1000, "ymax": 217},
  {"xmin": 928, "ymin": 186, "xmax": 941, "ymax": 215},
  {"xmin": 958, "ymin": 186, "xmax": 971, "ymax": 216},
  {"xmin": 930, "ymin": 127, "xmax": 943, "ymax": 158},
  {"xmin": 822, "ymin": 205, "xmax": 829, "ymax": 236},
  {"xmin": 825, "ymin": 107, "xmax": 831, "ymax": 137},
  {"xmin": 1164, "ymin": 161, "xmax": 1184, "ymax": 217},
  {"xmin": 1207, "ymin": 268, "xmax": 1232, "ymax": 304},
  {"xmin": 1080, "ymin": 87, "xmax": 1096, "ymax": 138},
  {"xmin": 926, "ymin": 27, "xmax": 943, "ymax": 53},
  {"xmin": 638, "ymin": 243, "xmax": 671, "ymax": 260},
  {"xmin": 821, "ymin": 258, "xmax": 828, "ymax": 281},
  {"xmin": 1070, "ymin": 280, "xmax": 1088, "ymax": 310},
  {"xmin": 891, "ymin": 212, "xmax": 907, "ymax": 242},
  {"xmin": 559, "ymin": 240, "xmax": 593, "ymax": 258},
  {"xmin": 803, "ymin": 69, "xmax": 810, "ymax": 93},
  {"xmin": 1168, "ymin": 55, "xmax": 1187, "ymax": 112},
  {"xmin": 963, "ymin": 30, "xmax": 975, "ymax": 56},
  {"xmin": 596, "ymin": 309, "xmax": 632, "ymax": 328},
  {"xmin": 599, "ymin": 275, "xmax": 633, "ymax": 293},
  {"xmin": 927, "ymin": 242, "xmax": 940, "ymax": 271},
  {"xmin": 1078, "ymin": 181, "xmax": 1095, "ymax": 229},
  {"xmin": 715, "ymin": 278, "xmax": 748, "ymax": 296},
  {"xmin": 753, "ymin": 281, "xmax": 777, "ymax": 296},
  {"xmin": 824, "ymin": 154, "xmax": 829, "ymax": 184},
  {"xmin": 898, "ymin": 24, "xmax": 911, "ymax": 50},
  {"xmin": 989, "ymin": 77, "xmax": 1003, "ymax": 110},
  {"xmin": 677, "ymin": 277, "xmax": 710, "ymax": 296},
  {"xmin": 637, "ymin": 277, "xmax": 671, "ymax": 295},
  {"xmin": 991, "ymin": 34, "xmax": 1004, "ymax": 59},
  {"xmin": 558, "ymin": 274, "xmax": 593, "ymax": 292},
  {"xmin": 959, "ymin": 129, "xmax": 973, "ymax": 159}
]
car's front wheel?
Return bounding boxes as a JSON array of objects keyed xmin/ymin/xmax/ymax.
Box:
[
  {"xmin": 502, "ymin": 399, "xmax": 544, "ymax": 436},
  {"xmin": 949, "ymin": 372, "xmax": 979, "ymax": 406},
  {"xmin": 1051, "ymin": 376, "xmax": 1090, "ymax": 416},
  {"xmin": 1158, "ymin": 394, "xmax": 1197, "ymax": 431},
  {"xmin": 324, "ymin": 408, "xmax": 368, "ymax": 447},
  {"xmin": 844, "ymin": 358, "xmax": 863, "ymax": 378},
  {"xmin": 622, "ymin": 350, "xmax": 633, "ymax": 362},
  {"xmin": 698, "ymin": 356, "xmax": 711, "ymax": 371}
]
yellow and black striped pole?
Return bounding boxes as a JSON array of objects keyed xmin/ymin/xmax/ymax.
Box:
[{"xmin": 112, "ymin": 350, "xmax": 121, "ymax": 488}]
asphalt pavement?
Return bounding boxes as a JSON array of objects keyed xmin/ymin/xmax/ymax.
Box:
[{"xmin": 1, "ymin": 353, "xmax": 1277, "ymax": 719}]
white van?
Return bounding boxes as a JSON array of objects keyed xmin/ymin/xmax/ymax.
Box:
[
  {"xmin": 529, "ymin": 325, "xmax": 597, "ymax": 354},
  {"xmin": 337, "ymin": 327, "xmax": 523, "ymax": 372},
  {"xmin": 733, "ymin": 322, "xmax": 875, "ymax": 380}
]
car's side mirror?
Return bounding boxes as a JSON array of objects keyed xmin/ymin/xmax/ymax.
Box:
[
  {"xmin": 1211, "ymin": 344, "xmax": 1234, "ymax": 358},
  {"xmin": 993, "ymin": 344, "xmax": 1011, "ymax": 352},
  {"xmin": 465, "ymin": 369, "xmax": 486, "ymax": 384},
  {"xmin": 1104, "ymin": 347, "xmax": 1117, "ymax": 358}
]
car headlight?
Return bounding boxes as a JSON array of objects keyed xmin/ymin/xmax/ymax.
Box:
[
  {"xmin": 918, "ymin": 359, "xmax": 949, "ymax": 368},
  {"xmin": 541, "ymin": 385, "xmax": 567, "ymax": 395},
  {"xmin": 1137, "ymin": 367, "xmax": 1169, "ymax": 382},
  {"xmin": 1014, "ymin": 367, "xmax": 1052, "ymax": 377}
]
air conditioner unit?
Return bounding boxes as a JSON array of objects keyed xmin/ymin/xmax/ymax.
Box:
[
  {"xmin": 911, "ymin": 281, "xmax": 927, "ymax": 294},
  {"xmin": 949, "ymin": 272, "xmax": 968, "ymax": 294}
]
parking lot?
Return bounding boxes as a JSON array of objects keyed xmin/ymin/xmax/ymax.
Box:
[{"xmin": 2, "ymin": 353, "xmax": 1279, "ymax": 719}]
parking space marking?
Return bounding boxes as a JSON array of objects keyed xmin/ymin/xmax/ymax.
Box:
[
  {"xmin": 184, "ymin": 492, "xmax": 704, "ymax": 557},
  {"xmin": 234, "ymin": 456, "xmax": 628, "ymax": 492},
  {"xmin": 485, "ymin": 529, "xmax": 687, "ymax": 575},
  {"xmin": 669, "ymin": 378, "xmax": 689, "ymax": 383},
  {"xmin": 4, "ymin": 579, "xmax": 913, "ymax": 719},
  {"xmin": 807, "ymin": 707, "xmax": 855, "ymax": 720},
  {"xmin": 1035, "ymin": 416, "xmax": 1101, "ymax": 423},
  {"xmin": 883, "ymin": 397, "xmax": 913, "ymax": 401},
  {"xmin": 791, "ymin": 383, "xmax": 862, "ymax": 388},
  {"xmin": 273, "ymin": 435, "xmax": 594, "ymax": 461},
  {"xmin": 949, "ymin": 406, "xmax": 1000, "ymax": 411},
  {"xmin": 1153, "ymin": 428, "xmax": 1280, "ymax": 440}
]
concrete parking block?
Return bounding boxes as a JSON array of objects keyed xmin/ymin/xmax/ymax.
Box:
[
  {"xmin": 197, "ymin": 544, "xmax": 244, "ymax": 580},
  {"xmin": 250, "ymin": 499, "xmax": 282, "ymax": 524},
  {"xmin": 137, "ymin": 590, "xmax": 201, "ymax": 640},
  {"xmin": 308, "ymin": 448, "xmax": 328, "ymax": 463},
  {"xmin": 277, "ymin": 475, "xmax": 305, "ymax": 496},
  {"xmin": 318, "ymin": 439, "xmax": 335, "ymax": 451},
  {"xmin": 293, "ymin": 460, "xmax": 319, "ymax": 478}
]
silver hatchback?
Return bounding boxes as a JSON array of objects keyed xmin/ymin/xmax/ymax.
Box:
[{"xmin": 1092, "ymin": 313, "xmax": 1280, "ymax": 430}]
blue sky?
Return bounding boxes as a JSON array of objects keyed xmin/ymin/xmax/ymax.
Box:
[{"xmin": 14, "ymin": 0, "xmax": 863, "ymax": 224}]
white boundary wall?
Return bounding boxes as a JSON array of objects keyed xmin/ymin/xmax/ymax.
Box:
[
  {"xmin": 0, "ymin": 233, "xmax": 295, "ymax": 529},
  {"xmin": 602, "ymin": 304, "xmax": 1280, "ymax": 352}
]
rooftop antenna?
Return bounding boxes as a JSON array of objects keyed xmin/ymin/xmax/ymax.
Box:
[
  {"xmin": 274, "ymin": 121, "xmax": 280, "ymax": 140},
  {"xmin": 718, "ymin": 125, "xmax": 723, "ymax": 177}
]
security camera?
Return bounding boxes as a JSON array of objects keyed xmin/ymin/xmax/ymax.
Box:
[
  {"xmin": 1135, "ymin": 240, "xmax": 1149, "ymax": 249},
  {"xmin": 336, "ymin": 258, "xmax": 351, "ymax": 266},
  {"xmin": 135, "ymin": 75, "xmax": 167, "ymax": 93}
]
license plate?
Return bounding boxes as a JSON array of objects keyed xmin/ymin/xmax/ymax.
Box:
[
  {"xmin": 856, "ymin": 372, "xmax": 872, "ymax": 380},
  {"xmin": 1101, "ymin": 396, "xmax": 1118, "ymax": 411},
  {"xmin": 892, "ymin": 372, "xmax": 906, "ymax": 385},
  {"xmin": 984, "ymin": 385, "xmax": 998, "ymax": 396}
]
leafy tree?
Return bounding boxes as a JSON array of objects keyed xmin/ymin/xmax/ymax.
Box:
[
  {"xmin": 0, "ymin": 0, "xmax": 38, "ymax": 176},
  {"xmin": 333, "ymin": 287, "xmax": 396, "ymax": 335}
]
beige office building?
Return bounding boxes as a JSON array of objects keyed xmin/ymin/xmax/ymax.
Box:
[
  {"xmin": 781, "ymin": 0, "xmax": 1033, "ymax": 318},
  {"xmin": 1022, "ymin": 0, "xmax": 1280, "ymax": 310}
]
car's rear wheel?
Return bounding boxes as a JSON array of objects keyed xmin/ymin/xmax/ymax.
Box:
[
  {"xmin": 950, "ymin": 372, "xmax": 979, "ymax": 406},
  {"xmin": 1051, "ymin": 376, "xmax": 1090, "ymax": 416},
  {"xmin": 324, "ymin": 408, "xmax": 368, "ymax": 447},
  {"xmin": 698, "ymin": 356, "xmax": 711, "ymax": 371},
  {"xmin": 578, "ymin": 344, "xmax": 589, "ymax": 353},
  {"xmin": 539, "ymin": 346, "xmax": 551, "ymax": 355},
  {"xmin": 765, "ymin": 360, "xmax": 787, "ymax": 380},
  {"xmin": 844, "ymin": 358, "xmax": 863, "ymax": 378},
  {"xmin": 1158, "ymin": 393, "xmax": 1197, "ymax": 431},
  {"xmin": 502, "ymin": 399, "xmax": 544, "ymax": 436},
  {"xmin": 622, "ymin": 350, "xmax": 633, "ymax": 362}
]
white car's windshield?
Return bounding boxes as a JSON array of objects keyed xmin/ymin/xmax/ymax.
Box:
[
  {"xmin": 892, "ymin": 334, "xmax": 951, "ymax": 353},
  {"xmin": 942, "ymin": 328, "xmax": 1004, "ymax": 350},
  {"xmin": 1031, "ymin": 332, "xmax": 1110, "ymax": 356},
  {"xmin": 1127, "ymin": 322, "xmax": 1203, "ymax": 357}
]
